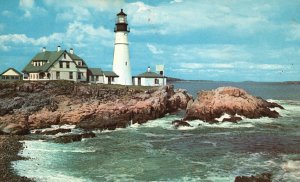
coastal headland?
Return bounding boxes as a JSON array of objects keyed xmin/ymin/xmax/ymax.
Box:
[{"xmin": 0, "ymin": 81, "xmax": 285, "ymax": 181}]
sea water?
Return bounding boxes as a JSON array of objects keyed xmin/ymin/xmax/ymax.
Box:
[{"xmin": 13, "ymin": 81, "xmax": 300, "ymax": 182}]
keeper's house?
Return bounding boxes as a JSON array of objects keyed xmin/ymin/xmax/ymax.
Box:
[
  {"xmin": 0, "ymin": 68, "xmax": 22, "ymax": 81},
  {"xmin": 22, "ymin": 46, "xmax": 88, "ymax": 82},
  {"xmin": 133, "ymin": 67, "xmax": 167, "ymax": 86}
]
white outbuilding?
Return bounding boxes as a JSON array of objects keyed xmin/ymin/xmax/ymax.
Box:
[{"xmin": 133, "ymin": 67, "xmax": 167, "ymax": 86}]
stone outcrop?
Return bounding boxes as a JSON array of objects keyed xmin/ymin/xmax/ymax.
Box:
[
  {"xmin": 77, "ymin": 86, "xmax": 192, "ymax": 130},
  {"xmin": 184, "ymin": 87, "xmax": 283, "ymax": 123},
  {"xmin": 0, "ymin": 81, "xmax": 192, "ymax": 134},
  {"xmin": 171, "ymin": 120, "xmax": 191, "ymax": 128},
  {"xmin": 235, "ymin": 173, "xmax": 272, "ymax": 182},
  {"xmin": 53, "ymin": 132, "xmax": 96, "ymax": 143}
]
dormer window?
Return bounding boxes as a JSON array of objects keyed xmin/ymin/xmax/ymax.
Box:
[{"xmin": 77, "ymin": 61, "xmax": 82, "ymax": 66}]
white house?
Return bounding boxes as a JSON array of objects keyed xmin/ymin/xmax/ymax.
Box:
[
  {"xmin": 133, "ymin": 67, "xmax": 167, "ymax": 86},
  {"xmin": 0, "ymin": 68, "xmax": 22, "ymax": 81},
  {"xmin": 22, "ymin": 46, "xmax": 88, "ymax": 82},
  {"xmin": 88, "ymin": 68, "xmax": 119, "ymax": 84}
]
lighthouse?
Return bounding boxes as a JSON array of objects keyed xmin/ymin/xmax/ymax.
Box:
[{"xmin": 112, "ymin": 9, "xmax": 132, "ymax": 85}]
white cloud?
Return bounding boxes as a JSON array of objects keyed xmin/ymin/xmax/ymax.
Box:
[
  {"xmin": 19, "ymin": 0, "xmax": 34, "ymax": 9},
  {"xmin": 170, "ymin": 0, "xmax": 183, "ymax": 4},
  {"xmin": 180, "ymin": 63, "xmax": 234, "ymax": 69},
  {"xmin": 43, "ymin": 0, "xmax": 125, "ymax": 11},
  {"xmin": 126, "ymin": 1, "xmax": 271, "ymax": 35},
  {"xmin": 171, "ymin": 44, "xmax": 252, "ymax": 62},
  {"xmin": 57, "ymin": 7, "xmax": 91, "ymax": 21},
  {"xmin": 146, "ymin": 43, "xmax": 163, "ymax": 54},
  {"xmin": 0, "ymin": 21, "xmax": 113, "ymax": 51},
  {"xmin": 19, "ymin": 0, "xmax": 47, "ymax": 18}
]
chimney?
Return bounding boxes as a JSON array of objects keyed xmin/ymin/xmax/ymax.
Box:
[
  {"xmin": 70, "ymin": 48, "xmax": 74, "ymax": 54},
  {"xmin": 147, "ymin": 66, "xmax": 151, "ymax": 72},
  {"xmin": 57, "ymin": 45, "xmax": 61, "ymax": 52},
  {"xmin": 42, "ymin": 47, "xmax": 46, "ymax": 52}
]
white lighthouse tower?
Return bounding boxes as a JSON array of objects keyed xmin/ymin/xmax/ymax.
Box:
[{"xmin": 112, "ymin": 9, "xmax": 132, "ymax": 85}]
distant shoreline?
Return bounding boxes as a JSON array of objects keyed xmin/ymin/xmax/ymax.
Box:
[{"xmin": 168, "ymin": 79, "xmax": 300, "ymax": 84}]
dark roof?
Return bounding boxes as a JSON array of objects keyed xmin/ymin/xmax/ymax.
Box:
[
  {"xmin": 117, "ymin": 9, "xmax": 127, "ymax": 16},
  {"xmin": 134, "ymin": 71, "xmax": 165, "ymax": 78},
  {"xmin": 89, "ymin": 68, "xmax": 103, "ymax": 76},
  {"xmin": 0, "ymin": 68, "xmax": 22, "ymax": 76},
  {"xmin": 23, "ymin": 50, "xmax": 88, "ymax": 73},
  {"xmin": 103, "ymin": 71, "xmax": 119, "ymax": 77}
]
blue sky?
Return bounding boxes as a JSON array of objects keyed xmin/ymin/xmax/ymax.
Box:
[{"xmin": 0, "ymin": 0, "xmax": 299, "ymax": 81}]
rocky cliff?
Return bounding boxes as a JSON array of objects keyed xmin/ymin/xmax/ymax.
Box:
[
  {"xmin": 184, "ymin": 87, "xmax": 283, "ymax": 123},
  {"xmin": 0, "ymin": 81, "xmax": 192, "ymax": 134}
]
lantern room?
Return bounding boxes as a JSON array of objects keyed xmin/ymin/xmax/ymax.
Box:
[{"xmin": 114, "ymin": 9, "xmax": 130, "ymax": 32}]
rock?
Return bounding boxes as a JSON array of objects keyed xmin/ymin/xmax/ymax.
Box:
[
  {"xmin": 81, "ymin": 132, "xmax": 96, "ymax": 138},
  {"xmin": 1, "ymin": 124, "xmax": 29, "ymax": 135},
  {"xmin": 172, "ymin": 120, "xmax": 191, "ymax": 128},
  {"xmin": 234, "ymin": 173, "xmax": 272, "ymax": 182},
  {"xmin": 184, "ymin": 87, "xmax": 283, "ymax": 122},
  {"xmin": 38, "ymin": 128, "xmax": 71, "ymax": 135},
  {"xmin": 54, "ymin": 134, "xmax": 82, "ymax": 143},
  {"xmin": 0, "ymin": 81, "xmax": 193, "ymax": 133},
  {"xmin": 222, "ymin": 116, "xmax": 242, "ymax": 123},
  {"xmin": 53, "ymin": 132, "xmax": 96, "ymax": 143}
]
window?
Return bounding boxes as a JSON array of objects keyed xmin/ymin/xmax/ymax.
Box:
[
  {"xmin": 69, "ymin": 72, "xmax": 73, "ymax": 79},
  {"xmin": 59, "ymin": 62, "xmax": 63, "ymax": 68},
  {"xmin": 64, "ymin": 53, "xmax": 66, "ymax": 59},
  {"xmin": 77, "ymin": 61, "xmax": 82, "ymax": 66},
  {"xmin": 155, "ymin": 78, "xmax": 159, "ymax": 84},
  {"xmin": 112, "ymin": 77, "xmax": 115, "ymax": 82},
  {"xmin": 56, "ymin": 72, "xmax": 60, "ymax": 79},
  {"xmin": 91, "ymin": 76, "xmax": 94, "ymax": 81},
  {"xmin": 96, "ymin": 76, "xmax": 99, "ymax": 81},
  {"xmin": 77, "ymin": 72, "xmax": 81, "ymax": 79},
  {"xmin": 66, "ymin": 62, "xmax": 70, "ymax": 68},
  {"xmin": 1, "ymin": 76, "xmax": 5, "ymax": 79},
  {"xmin": 125, "ymin": 62, "xmax": 127, "ymax": 66}
]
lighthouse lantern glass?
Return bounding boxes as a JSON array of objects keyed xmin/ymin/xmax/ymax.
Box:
[{"xmin": 118, "ymin": 15, "xmax": 126, "ymax": 23}]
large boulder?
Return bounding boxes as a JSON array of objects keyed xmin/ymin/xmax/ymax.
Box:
[
  {"xmin": 53, "ymin": 132, "xmax": 96, "ymax": 143},
  {"xmin": 184, "ymin": 87, "xmax": 283, "ymax": 122}
]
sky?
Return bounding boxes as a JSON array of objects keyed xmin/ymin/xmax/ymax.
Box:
[{"xmin": 0, "ymin": 0, "xmax": 300, "ymax": 81}]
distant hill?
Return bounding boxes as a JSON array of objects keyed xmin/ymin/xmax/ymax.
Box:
[{"xmin": 167, "ymin": 77, "xmax": 185, "ymax": 82}]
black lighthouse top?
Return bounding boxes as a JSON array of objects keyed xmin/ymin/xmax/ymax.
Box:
[{"xmin": 114, "ymin": 9, "xmax": 130, "ymax": 32}]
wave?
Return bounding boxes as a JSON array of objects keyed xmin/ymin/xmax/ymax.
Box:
[{"xmin": 20, "ymin": 140, "xmax": 96, "ymax": 155}]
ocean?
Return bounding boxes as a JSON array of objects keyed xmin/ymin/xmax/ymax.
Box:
[{"xmin": 13, "ymin": 81, "xmax": 300, "ymax": 182}]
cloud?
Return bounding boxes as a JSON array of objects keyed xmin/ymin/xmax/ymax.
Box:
[
  {"xmin": 19, "ymin": 0, "xmax": 34, "ymax": 9},
  {"xmin": 57, "ymin": 7, "xmax": 91, "ymax": 22},
  {"xmin": 2, "ymin": 10, "xmax": 14, "ymax": 17},
  {"xmin": 0, "ymin": 21, "xmax": 113, "ymax": 51},
  {"xmin": 146, "ymin": 43, "xmax": 163, "ymax": 54},
  {"xmin": 170, "ymin": 44, "xmax": 251, "ymax": 62},
  {"xmin": 287, "ymin": 23, "xmax": 300, "ymax": 41},
  {"xmin": 170, "ymin": 0, "xmax": 183, "ymax": 4},
  {"xmin": 43, "ymin": 0, "xmax": 125, "ymax": 11},
  {"xmin": 126, "ymin": 1, "xmax": 271, "ymax": 34},
  {"xmin": 180, "ymin": 63, "xmax": 234, "ymax": 69}
]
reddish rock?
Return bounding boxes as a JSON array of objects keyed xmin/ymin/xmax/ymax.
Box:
[{"xmin": 184, "ymin": 87, "xmax": 283, "ymax": 122}]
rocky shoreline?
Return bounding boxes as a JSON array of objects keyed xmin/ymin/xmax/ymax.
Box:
[
  {"xmin": 0, "ymin": 81, "xmax": 284, "ymax": 181},
  {"xmin": 0, "ymin": 135, "xmax": 33, "ymax": 182},
  {"xmin": 0, "ymin": 81, "xmax": 192, "ymax": 134}
]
